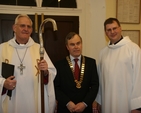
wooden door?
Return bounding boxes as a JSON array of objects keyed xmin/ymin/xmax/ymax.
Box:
[{"xmin": 0, "ymin": 14, "xmax": 79, "ymax": 64}]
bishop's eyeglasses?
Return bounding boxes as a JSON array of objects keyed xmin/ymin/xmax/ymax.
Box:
[{"xmin": 16, "ymin": 24, "xmax": 32, "ymax": 29}]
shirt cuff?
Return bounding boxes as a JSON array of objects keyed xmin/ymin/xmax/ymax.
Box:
[{"xmin": 82, "ymin": 102, "xmax": 87, "ymax": 107}]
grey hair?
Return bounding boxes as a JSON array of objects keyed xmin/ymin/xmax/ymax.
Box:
[{"xmin": 14, "ymin": 14, "xmax": 33, "ymax": 25}]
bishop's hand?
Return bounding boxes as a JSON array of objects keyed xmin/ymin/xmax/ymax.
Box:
[
  {"xmin": 4, "ymin": 76, "xmax": 16, "ymax": 90},
  {"xmin": 37, "ymin": 59, "xmax": 49, "ymax": 76}
]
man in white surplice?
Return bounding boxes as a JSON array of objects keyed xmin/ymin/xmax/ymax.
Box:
[
  {"xmin": 96, "ymin": 18, "xmax": 141, "ymax": 113},
  {"xmin": 0, "ymin": 14, "xmax": 56, "ymax": 113}
]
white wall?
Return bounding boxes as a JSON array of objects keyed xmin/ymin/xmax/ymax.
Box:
[
  {"xmin": 77, "ymin": 0, "xmax": 106, "ymax": 61},
  {"xmin": 0, "ymin": 0, "xmax": 106, "ymax": 62}
]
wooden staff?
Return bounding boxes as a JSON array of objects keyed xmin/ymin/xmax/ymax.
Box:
[
  {"xmin": 40, "ymin": 57, "xmax": 45, "ymax": 113},
  {"xmin": 39, "ymin": 18, "xmax": 57, "ymax": 113}
]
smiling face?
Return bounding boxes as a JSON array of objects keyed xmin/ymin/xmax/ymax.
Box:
[
  {"xmin": 13, "ymin": 16, "xmax": 33, "ymax": 44},
  {"xmin": 105, "ymin": 21, "xmax": 122, "ymax": 44},
  {"xmin": 66, "ymin": 34, "xmax": 82, "ymax": 58}
]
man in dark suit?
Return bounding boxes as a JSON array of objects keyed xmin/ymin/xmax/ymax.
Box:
[{"xmin": 54, "ymin": 32, "xmax": 99, "ymax": 113}]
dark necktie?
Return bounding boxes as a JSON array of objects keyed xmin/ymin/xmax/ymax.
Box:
[{"xmin": 74, "ymin": 58, "xmax": 79, "ymax": 80}]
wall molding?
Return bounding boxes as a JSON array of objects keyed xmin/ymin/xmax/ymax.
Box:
[{"xmin": 0, "ymin": 5, "xmax": 82, "ymax": 16}]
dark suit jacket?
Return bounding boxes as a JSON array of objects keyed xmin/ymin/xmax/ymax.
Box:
[{"xmin": 54, "ymin": 56, "xmax": 99, "ymax": 113}]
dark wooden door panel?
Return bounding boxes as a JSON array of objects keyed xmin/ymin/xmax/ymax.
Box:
[{"xmin": 0, "ymin": 14, "xmax": 16, "ymax": 43}]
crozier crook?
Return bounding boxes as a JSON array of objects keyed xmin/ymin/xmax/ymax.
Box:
[
  {"xmin": 39, "ymin": 18, "xmax": 57, "ymax": 113},
  {"xmin": 39, "ymin": 18, "xmax": 58, "ymax": 58}
]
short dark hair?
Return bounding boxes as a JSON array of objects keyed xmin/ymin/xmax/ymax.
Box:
[
  {"xmin": 104, "ymin": 18, "xmax": 121, "ymax": 31},
  {"xmin": 65, "ymin": 32, "xmax": 82, "ymax": 45}
]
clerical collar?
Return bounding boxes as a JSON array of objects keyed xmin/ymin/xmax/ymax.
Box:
[
  {"xmin": 110, "ymin": 36, "xmax": 123, "ymax": 45},
  {"xmin": 15, "ymin": 40, "xmax": 26, "ymax": 46}
]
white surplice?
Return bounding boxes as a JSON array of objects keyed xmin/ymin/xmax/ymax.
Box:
[
  {"xmin": 96, "ymin": 36, "xmax": 141, "ymax": 113},
  {"xmin": 0, "ymin": 37, "xmax": 56, "ymax": 113}
]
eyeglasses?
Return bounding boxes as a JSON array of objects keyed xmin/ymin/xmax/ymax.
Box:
[
  {"xmin": 106, "ymin": 27, "xmax": 119, "ymax": 33},
  {"xmin": 16, "ymin": 24, "xmax": 32, "ymax": 29}
]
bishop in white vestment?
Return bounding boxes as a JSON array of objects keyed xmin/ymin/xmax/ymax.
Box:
[{"xmin": 0, "ymin": 37, "xmax": 57, "ymax": 113}]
